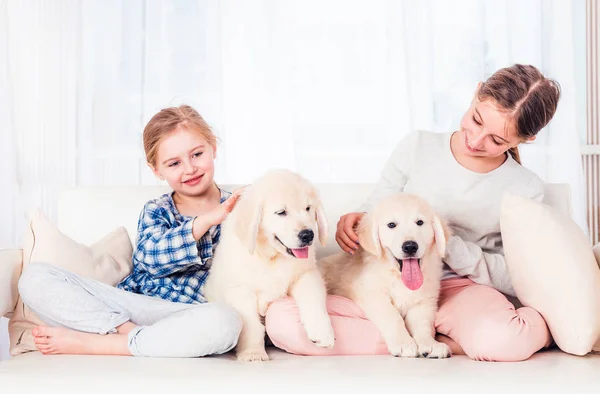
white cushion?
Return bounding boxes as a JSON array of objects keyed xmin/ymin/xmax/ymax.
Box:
[{"xmin": 501, "ymin": 193, "xmax": 600, "ymax": 355}]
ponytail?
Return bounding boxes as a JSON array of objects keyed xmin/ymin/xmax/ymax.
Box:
[{"xmin": 508, "ymin": 146, "xmax": 521, "ymax": 164}]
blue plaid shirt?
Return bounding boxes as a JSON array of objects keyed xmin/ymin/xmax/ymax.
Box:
[{"xmin": 117, "ymin": 188, "xmax": 231, "ymax": 304}]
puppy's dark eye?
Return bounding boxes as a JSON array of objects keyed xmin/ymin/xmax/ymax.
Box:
[
  {"xmin": 306, "ymin": 206, "xmax": 311, "ymax": 212},
  {"xmin": 416, "ymin": 220, "xmax": 424, "ymax": 226},
  {"xmin": 387, "ymin": 222, "xmax": 396, "ymax": 229},
  {"xmin": 276, "ymin": 210, "xmax": 287, "ymax": 216}
]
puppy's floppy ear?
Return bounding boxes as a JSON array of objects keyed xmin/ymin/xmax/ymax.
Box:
[
  {"xmin": 357, "ymin": 213, "xmax": 382, "ymax": 258},
  {"xmin": 234, "ymin": 187, "xmax": 263, "ymax": 254},
  {"xmin": 315, "ymin": 197, "xmax": 328, "ymax": 246},
  {"xmin": 432, "ymin": 214, "xmax": 451, "ymax": 258}
]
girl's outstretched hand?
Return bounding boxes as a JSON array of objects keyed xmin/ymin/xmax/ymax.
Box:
[{"xmin": 335, "ymin": 212, "xmax": 365, "ymax": 254}]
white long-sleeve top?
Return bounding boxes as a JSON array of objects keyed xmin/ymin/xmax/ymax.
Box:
[{"xmin": 359, "ymin": 130, "xmax": 544, "ymax": 297}]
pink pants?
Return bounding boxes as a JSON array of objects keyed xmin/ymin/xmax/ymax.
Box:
[{"xmin": 265, "ymin": 278, "xmax": 552, "ymax": 362}]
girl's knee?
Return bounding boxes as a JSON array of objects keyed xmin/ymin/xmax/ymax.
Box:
[
  {"xmin": 466, "ymin": 341, "xmax": 538, "ymax": 362},
  {"xmin": 463, "ymin": 313, "xmax": 546, "ymax": 361},
  {"xmin": 18, "ymin": 263, "xmax": 58, "ymax": 306},
  {"xmin": 203, "ymin": 303, "xmax": 243, "ymax": 353},
  {"xmin": 134, "ymin": 303, "xmax": 243, "ymax": 357}
]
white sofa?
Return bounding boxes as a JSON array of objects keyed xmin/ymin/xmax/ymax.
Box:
[{"xmin": 1, "ymin": 183, "xmax": 599, "ymax": 393}]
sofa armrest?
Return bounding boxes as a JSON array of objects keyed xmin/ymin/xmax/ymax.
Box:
[{"xmin": 0, "ymin": 249, "xmax": 23, "ymax": 318}]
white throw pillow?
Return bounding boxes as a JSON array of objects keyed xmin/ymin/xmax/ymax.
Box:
[
  {"xmin": 501, "ymin": 193, "xmax": 600, "ymax": 356},
  {"xmin": 8, "ymin": 209, "xmax": 133, "ymax": 356}
]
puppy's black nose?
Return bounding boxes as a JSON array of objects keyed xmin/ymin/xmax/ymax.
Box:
[
  {"xmin": 298, "ymin": 229, "xmax": 314, "ymax": 244},
  {"xmin": 402, "ymin": 241, "xmax": 419, "ymax": 256}
]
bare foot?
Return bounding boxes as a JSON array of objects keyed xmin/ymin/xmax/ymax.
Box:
[{"xmin": 32, "ymin": 326, "xmax": 132, "ymax": 356}]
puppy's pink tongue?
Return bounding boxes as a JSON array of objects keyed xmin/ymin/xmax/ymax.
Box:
[
  {"xmin": 291, "ymin": 247, "xmax": 309, "ymax": 259},
  {"xmin": 401, "ymin": 258, "xmax": 423, "ymax": 290}
]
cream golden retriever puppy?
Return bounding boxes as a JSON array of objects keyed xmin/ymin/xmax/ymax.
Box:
[
  {"xmin": 319, "ymin": 193, "xmax": 451, "ymax": 358},
  {"xmin": 204, "ymin": 170, "xmax": 335, "ymax": 362}
]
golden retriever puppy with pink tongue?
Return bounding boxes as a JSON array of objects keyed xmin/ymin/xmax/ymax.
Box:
[
  {"xmin": 204, "ymin": 170, "xmax": 334, "ymax": 362},
  {"xmin": 319, "ymin": 193, "xmax": 451, "ymax": 358}
]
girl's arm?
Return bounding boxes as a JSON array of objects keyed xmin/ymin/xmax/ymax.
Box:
[
  {"xmin": 134, "ymin": 193, "xmax": 241, "ymax": 278},
  {"xmin": 133, "ymin": 203, "xmax": 204, "ymax": 278},
  {"xmin": 191, "ymin": 193, "xmax": 240, "ymax": 240},
  {"xmin": 444, "ymin": 236, "xmax": 516, "ymax": 297},
  {"xmin": 444, "ymin": 180, "xmax": 545, "ymax": 297}
]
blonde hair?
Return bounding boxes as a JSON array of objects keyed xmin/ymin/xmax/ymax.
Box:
[{"xmin": 143, "ymin": 105, "xmax": 217, "ymax": 166}]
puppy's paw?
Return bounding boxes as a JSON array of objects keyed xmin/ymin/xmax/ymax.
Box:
[
  {"xmin": 305, "ymin": 321, "xmax": 335, "ymax": 349},
  {"xmin": 416, "ymin": 338, "xmax": 451, "ymax": 359},
  {"xmin": 388, "ymin": 340, "xmax": 419, "ymax": 358},
  {"xmin": 237, "ymin": 348, "xmax": 269, "ymax": 362},
  {"xmin": 424, "ymin": 341, "xmax": 451, "ymax": 359}
]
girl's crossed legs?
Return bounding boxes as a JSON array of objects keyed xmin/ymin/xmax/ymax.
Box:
[{"xmin": 18, "ymin": 263, "xmax": 242, "ymax": 357}]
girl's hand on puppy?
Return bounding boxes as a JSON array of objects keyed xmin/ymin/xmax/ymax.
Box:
[
  {"xmin": 192, "ymin": 191, "xmax": 243, "ymax": 240},
  {"xmin": 335, "ymin": 212, "xmax": 365, "ymax": 254},
  {"xmin": 207, "ymin": 192, "xmax": 241, "ymax": 226}
]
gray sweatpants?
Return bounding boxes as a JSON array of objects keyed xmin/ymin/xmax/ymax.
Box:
[{"xmin": 18, "ymin": 263, "xmax": 242, "ymax": 358}]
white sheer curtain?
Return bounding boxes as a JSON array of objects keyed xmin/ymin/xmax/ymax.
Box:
[
  {"xmin": 0, "ymin": 0, "xmax": 586, "ymax": 358},
  {"xmin": 1, "ymin": 0, "xmax": 587, "ymax": 247},
  {"xmin": 226, "ymin": 0, "xmax": 586, "ymax": 229}
]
